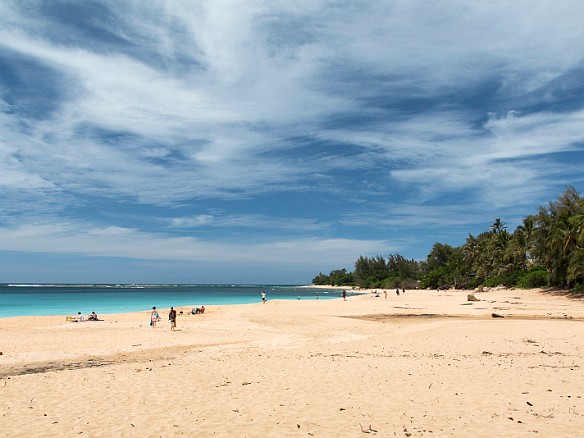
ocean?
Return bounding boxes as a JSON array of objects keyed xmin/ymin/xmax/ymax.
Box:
[{"xmin": 0, "ymin": 284, "xmax": 342, "ymax": 318}]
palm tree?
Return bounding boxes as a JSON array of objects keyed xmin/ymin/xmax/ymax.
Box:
[
  {"xmin": 566, "ymin": 207, "xmax": 584, "ymax": 285},
  {"xmin": 530, "ymin": 187, "xmax": 583, "ymax": 286},
  {"xmin": 515, "ymin": 217, "xmax": 535, "ymax": 264}
]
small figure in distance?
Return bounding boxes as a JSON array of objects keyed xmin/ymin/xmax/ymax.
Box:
[
  {"xmin": 261, "ymin": 291, "xmax": 267, "ymax": 303},
  {"xmin": 395, "ymin": 288, "xmax": 400, "ymax": 296},
  {"xmin": 342, "ymin": 290, "xmax": 347, "ymax": 301},
  {"xmin": 384, "ymin": 290, "xmax": 387, "ymax": 299},
  {"xmin": 151, "ymin": 306, "xmax": 160, "ymax": 328},
  {"xmin": 169, "ymin": 306, "xmax": 177, "ymax": 331},
  {"xmin": 77, "ymin": 311, "xmax": 84, "ymax": 322},
  {"xmin": 87, "ymin": 311, "xmax": 99, "ymax": 321}
]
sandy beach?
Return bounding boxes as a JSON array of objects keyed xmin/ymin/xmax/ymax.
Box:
[{"xmin": 1, "ymin": 288, "xmax": 583, "ymax": 437}]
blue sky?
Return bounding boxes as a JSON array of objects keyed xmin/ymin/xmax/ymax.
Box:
[{"xmin": 1, "ymin": 1, "xmax": 583, "ymax": 284}]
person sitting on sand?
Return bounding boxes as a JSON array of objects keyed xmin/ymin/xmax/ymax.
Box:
[
  {"xmin": 200, "ymin": 306, "xmax": 205, "ymax": 314},
  {"xmin": 77, "ymin": 311, "xmax": 84, "ymax": 322},
  {"xmin": 87, "ymin": 311, "xmax": 100, "ymax": 321}
]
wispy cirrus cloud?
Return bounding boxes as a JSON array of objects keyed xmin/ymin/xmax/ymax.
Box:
[
  {"xmin": 1, "ymin": 1, "xmax": 584, "ymax": 281},
  {"xmin": 169, "ymin": 213, "xmax": 328, "ymax": 232}
]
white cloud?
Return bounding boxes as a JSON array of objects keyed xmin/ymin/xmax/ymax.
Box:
[
  {"xmin": 1, "ymin": 1, "xmax": 584, "ymax": 280},
  {"xmin": 0, "ymin": 221, "xmax": 388, "ymax": 268},
  {"xmin": 2, "ymin": 2, "xmax": 583, "ymax": 203},
  {"xmin": 169, "ymin": 213, "xmax": 327, "ymax": 232},
  {"xmin": 485, "ymin": 110, "xmax": 584, "ymax": 158},
  {"xmin": 170, "ymin": 215, "xmax": 214, "ymax": 228}
]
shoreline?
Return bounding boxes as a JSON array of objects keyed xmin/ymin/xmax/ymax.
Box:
[{"xmin": 0, "ymin": 284, "xmax": 341, "ymax": 319}]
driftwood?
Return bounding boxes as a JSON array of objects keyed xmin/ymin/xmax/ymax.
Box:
[
  {"xmin": 359, "ymin": 423, "xmax": 378, "ymax": 434},
  {"xmin": 467, "ymin": 294, "xmax": 480, "ymax": 302}
]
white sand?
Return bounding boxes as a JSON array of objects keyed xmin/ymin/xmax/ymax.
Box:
[{"xmin": 1, "ymin": 288, "xmax": 583, "ymax": 437}]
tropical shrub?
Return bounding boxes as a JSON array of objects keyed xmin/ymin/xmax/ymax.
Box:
[
  {"xmin": 400, "ymin": 278, "xmax": 421, "ymax": 290},
  {"xmin": 482, "ymin": 270, "xmax": 521, "ymax": 288},
  {"xmin": 516, "ymin": 268, "xmax": 548, "ymax": 288},
  {"xmin": 420, "ymin": 267, "xmax": 449, "ymax": 289}
]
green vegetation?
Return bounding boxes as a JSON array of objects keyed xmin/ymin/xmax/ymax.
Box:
[
  {"xmin": 312, "ymin": 269, "xmax": 353, "ymax": 286},
  {"xmin": 312, "ymin": 187, "xmax": 584, "ymax": 291}
]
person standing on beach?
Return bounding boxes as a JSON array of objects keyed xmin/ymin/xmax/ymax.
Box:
[
  {"xmin": 261, "ymin": 291, "xmax": 267, "ymax": 303},
  {"xmin": 169, "ymin": 307, "xmax": 177, "ymax": 331},
  {"xmin": 342, "ymin": 290, "xmax": 347, "ymax": 300},
  {"xmin": 384, "ymin": 290, "xmax": 387, "ymax": 299},
  {"xmin": 151, "ymin": 306, "xmax": 160, "ymax": 328}
]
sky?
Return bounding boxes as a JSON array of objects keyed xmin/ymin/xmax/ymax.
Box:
[{"xmin": 1, "ymin": 1, "xmax": 584, "ymax": 284}]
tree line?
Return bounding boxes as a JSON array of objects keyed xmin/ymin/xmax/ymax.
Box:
[{"xmin": 312, "ymin": 187, "xmax": 584, "ymax": 292}]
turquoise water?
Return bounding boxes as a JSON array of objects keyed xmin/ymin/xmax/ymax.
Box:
[{"xmin": 0, "ymin": 284, "xmax": 342, "ymax": 318}]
